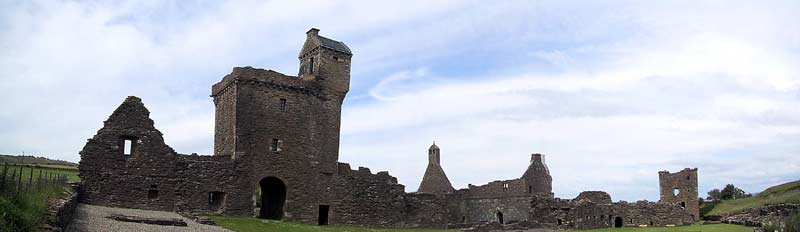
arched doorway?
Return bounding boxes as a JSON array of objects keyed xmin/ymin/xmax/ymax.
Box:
[
  {"xmin": 614, "ymin": 216, "xmax": 623, "ymax": 228},
  {"xmin": 259, "ymin": 177, "xmax": 286, "ymax": 220},
  {"xmin": 496, "ymin": 211, "xmax": 504, "ymax": 224}
]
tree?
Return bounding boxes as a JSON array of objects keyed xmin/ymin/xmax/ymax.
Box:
[
  {"xmin": 720, "ymin": 184, "xmax": 746, "ymax": 200},
  {"xmin": 707, "ymin": 188, "xmax": 722, "ymax": 201}
]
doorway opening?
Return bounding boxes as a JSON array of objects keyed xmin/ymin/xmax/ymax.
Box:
[
  {"xmin": 318, "ymin": 205, "xmax": 330, "ymax": 225},
  {"xmin": 258, "ymin": 177, "xmax": 286, "ymax": 220},
  {"xmin": 614, "ymin": 216, "xmax": 623, "ymax": 228},
  {"xmin": 496, "ymin": 211, "xmax": 504, "ymax": 224}
]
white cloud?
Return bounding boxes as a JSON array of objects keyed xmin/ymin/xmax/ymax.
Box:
[{"xmin": 1, "ymin": 0, "xmax": 798, "ymax": 201}]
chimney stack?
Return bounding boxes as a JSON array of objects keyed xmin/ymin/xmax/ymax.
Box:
[
  {"xmin": 531, "ymin": 153, "xmax": 543, "ymax": 163},
  {"xmin": 307, "ymin": 28, "xmax": 320, "ymax": 38}
]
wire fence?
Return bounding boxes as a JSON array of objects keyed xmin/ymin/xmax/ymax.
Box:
[{"xmin": 0, "ymin": 162, "xmax": 69, "ymax": 195}]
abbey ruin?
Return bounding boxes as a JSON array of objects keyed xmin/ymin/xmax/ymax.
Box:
[{"xmin": 78, "ymin": 28, "xmax": 698, "ymax": 230}]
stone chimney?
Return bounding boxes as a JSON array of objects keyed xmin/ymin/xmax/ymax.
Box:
[
  {"xmin": 307, "ymin": 28, "xmax": 320, "ymax": 38},
  {"xmin": 531, "ymin": 153, "xmax": 543, "ymax": 164}
]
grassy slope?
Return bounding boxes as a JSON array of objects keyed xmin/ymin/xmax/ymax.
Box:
[
  {"xmin": 0, "ymin": 154, "xmax": 78, "ymax": 167},
  {"xmin": 707, "ymin": 180, "xmax": 800, "ymax": 216},
  {"xmin": 210, "ymin": 217, "xmax": 753, "ymax": 232}
]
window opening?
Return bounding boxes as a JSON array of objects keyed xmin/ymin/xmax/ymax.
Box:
[
  {"xmin": 147, "ymin": 185, "xmax": 158, "ymax": 199},
  {"xmin": 270, "ymin": 139, "xmax": 282, "ymax": 152},
  {"xmin": 309, "ymin": 57, "xmax": 314, "ymax": 73},
  {"xmin": 279, "ymin": 98, "xmax": 286, "ymax": 111},
  {"xmin": 209, "ymin": 191, "xmax": 226, "ymax": 210},
  {"xmin": 120, "ymin": 136, "xmax": 137, "ymax": 156}
]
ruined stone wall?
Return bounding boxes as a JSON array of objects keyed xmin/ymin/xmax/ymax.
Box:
[
  {"xmin": 575, "ymin": 191, "xmax": 612, "ymax": 205},
  {"xmin": 329, "ymin": 164, "xmax": 407, "ymax": 227},
  {"xmin": 401, "ymin": 193, "xmax": 449, "ymax": 229},
  {"xmin": 212, "ymin": 78, "xmax": 237, "ymax": 157},
  {"xmin": 78, "ymin": 97, "xmax": 246, "ymax": 214},
  {"xmin": 465, "ymin": 179, "xmax": 530, "ymax": 198},
  {"xmin": 659, "ymin": 168, "xmax": 699, "ymax": 219},
  {"xmin": 615, "ymin": 201, "xmax": 693, "ymax": 227},
  {"xmin": 78, "ymin": 96, "xmax": 182, "ymax": 211},
  {"xmin": 173, "ymin": 155, "xmax": 240, "ymax": 215},
  {"xmin": 719, "ymin": 203, "xmax": 800, "ymax": 227}
]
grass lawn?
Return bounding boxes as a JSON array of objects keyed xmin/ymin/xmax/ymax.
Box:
[
  {"xmin": 579, "ymin": 223, "xmax": 753, "ymax": 232},
  {"xmin": 209, "ymin": 217, "xmax": 754, "ymax": 232},
  {"xmin": 209, "ymin": 216, "xmax": 449, "ymax": 232},
  {"xmin": 706, "ymin": 180, "xmax": 800, "ymax": 216}
]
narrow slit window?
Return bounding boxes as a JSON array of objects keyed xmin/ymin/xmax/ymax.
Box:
[
  {"xmin": 120, "ymin": 136, "xmax": 137, "ymax": 156},
  {"xmin": 309, "ymin": 57, "xmax": 314, "ymax": 73},
  {"xmin": 279, "ymin": 98, "xmax": 287, "ymax": 111},
  {"xmin": 124, "ymin": 140, "xmax": 132, "ymax": 155},
  {"xmin": 270, "ymin": 139, "xmax": 282, "ymax": 152}
]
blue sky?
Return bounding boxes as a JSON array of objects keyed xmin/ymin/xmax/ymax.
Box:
[{"xmin": 1, "ymin": 0, "xmax": 799, "ymax": 201}]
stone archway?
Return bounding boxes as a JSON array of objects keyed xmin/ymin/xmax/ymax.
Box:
[
  {"xmin": 259, "ymin": 177, "xmax": 286, "ymax": 220},
  {"xmin": 614, "ymin": 216, "xmax": 623, "ymax": 228}
]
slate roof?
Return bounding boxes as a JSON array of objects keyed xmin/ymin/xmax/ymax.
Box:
[{"xmin": 317, "ymin": 36, "xmax": 352, "ymax": 54}]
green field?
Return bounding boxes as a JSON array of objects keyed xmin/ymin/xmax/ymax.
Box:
[
  {"xmin": 2, "ymin": 164, "xmax": 80, "ymax": 183},
  {"xmin": 209, "ymin": 217, "xmax": 754, "ymax": 232},
  {"xmin": 706, "ymin": 180, "xmax": 800, "ymax": 216}
]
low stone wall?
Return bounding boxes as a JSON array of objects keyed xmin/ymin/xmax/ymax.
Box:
[
  {"xmin": 719, "ymin": 204, "xmax": 800, "ymax": 227},
  {"xmin": 42, "ymin": 183, "xmax": 80, "ymax": 231}
]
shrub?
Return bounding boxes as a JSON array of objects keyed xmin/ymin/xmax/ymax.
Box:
[
  {"xmin": 0, "ymin": 193, "xmax": 47, "ymax": 232},
  {"xmin": 786, "ymin": 213, "xmax": 799, "ymax": 232}
]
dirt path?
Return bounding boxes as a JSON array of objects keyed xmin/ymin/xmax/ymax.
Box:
[{"xmin": 65, "ymin": 204, "xmax": 233, "ymax": 232}]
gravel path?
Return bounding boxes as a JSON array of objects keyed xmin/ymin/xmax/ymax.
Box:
[{"xmin": 65, "ymin": 204, "xmax": 233, "ymax": 232}]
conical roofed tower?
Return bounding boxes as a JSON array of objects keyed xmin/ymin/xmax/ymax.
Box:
[
  {"xmin": 417, "ymin": 142, "xmax": 455, "ymax": 194},
  {"xmin": 522, "ymin": 153, "xmax": 553, "ymax": 196}
]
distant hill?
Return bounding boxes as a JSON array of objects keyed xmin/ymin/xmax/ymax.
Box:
[
  {"xmin": 0, "ymin": 154, "xmax": 78, "ymax": 167},
  {"xmin": 705, "ymin": 180, "xmax": 800, "ymax": 216}
]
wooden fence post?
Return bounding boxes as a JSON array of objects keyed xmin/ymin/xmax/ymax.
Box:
[
  {"xmin": 37, "ymin": 169, "xmax": 42, "ymax": 190},
  {"xmin": 17, "ymin": 165, "xmax": 23, "ymax": 192},
  {"xmin": 1, "ymin": 162, "xmax": 7, "ymax": 191},
  {"xmin": 27, "ymin": 166, "xmax": 33, "ymax": 192},
  {"xmin": 9, "ymin": 170, "xmax": 16, "ymax": 193}
]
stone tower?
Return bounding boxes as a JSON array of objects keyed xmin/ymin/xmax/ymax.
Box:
[
  {"xmin": 209, "ymin": 28, "xmax": 353, "ymax": 220},
  {"xmin": 298, "ymin": 28, "xmax": 352, "ymax": 99},
  {"xmin": 522, "ymin": 154, "xmax": 553, "ymax": 196},
  {"xmin": 417, "ymin": 142, "xmax": 455, "ymax": 194},
  {"xmin": 659, "ymin": 168, "xmax": 699, "ymax": 221}
]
